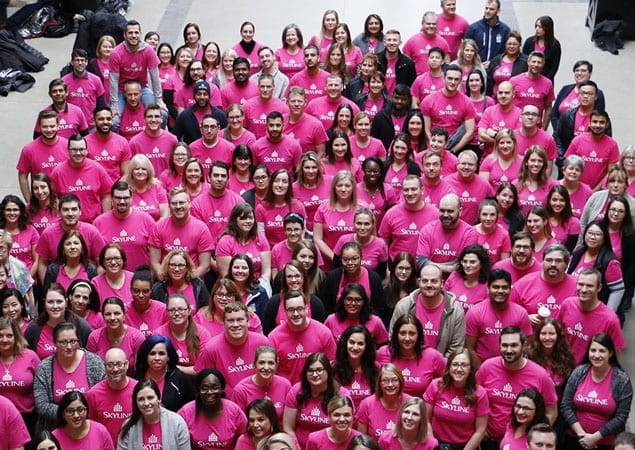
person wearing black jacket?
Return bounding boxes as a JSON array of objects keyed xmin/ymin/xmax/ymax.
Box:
[
  {"xmin": 370, "ymin": 83, "xmax": 412, "ymax": 150},
  {"xmin": 376, "ymin": 29, "xmax": 416, "ymax": 92},
  {"xmin": 173, "ymin": 79, "xmax": 227, "ymax": 143}
]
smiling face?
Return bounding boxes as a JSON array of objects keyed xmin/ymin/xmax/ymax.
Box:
[
  {"xmin": 2, "ymin": 295, "xmax": 22, "ymax": 322},
  {"xmin": 136, "ymin": 386, "xmax": 160, "ymax": 420},
  {"xmin": 69, "ymin": 285, "xmax": 90, "ymax": 316},
  {"xmin": 240, "ymin": 24, "xmax": 255, "ymax": 42},
  {"xmin": 330, "ymin": 405, "xmax": 354, "ymax": 432},
  {"xmin": 488, "ymin": 278, "xmax": 511, "ymax": 306},
  {"xmin": 271, "ymin": 171, "xmax": 290, "ymax": 198},
  {"xmin": 248, "ymin": 409, "xmax": 272, "ymax": 439},
  {"xmin": 588, "ymin": 340, "xmax": 612, "ymax": 369},
  {"xmin": 167, "ymin": 295, "xmax": 191, "ymax": 327},
  {"xmin": 449, "ymin": 352, "xmax": 471, "ymax": 385},
  {"xmin": 103, "ymin": 303, "xmax": 124, "ymax": 330},
  {"xmin": 583, "ymin": 224, "xmax": 604, "ymax": 250},
  {"xmin": 55, "ymin": 328, "xmax": 79, "ymax": 359},
  {"xmin": 212, "ymin": 285, "xmax": 233, "ymax": 315},
  {"xmin": 296, "ymin": 248, "xmax": 315, "ymax": 272},
  {"xmin": 500, "ymin": 332, "xmax": 523, "ymax": 364},
  {"xmin": 0, "ymin": 326, "xmax": 15, "ymax": 355},
  {"xmin": 398, "ymin": 323, "xmax": 418, "ymax": 353},
  {"xmin": 362, "ymin": 160, "xmax": 382, "ymax": 185},
  {"xmin": 169, "ymin": 192, "xmax": 190, "ymax": 221},
  {"xmin": 305, "ymin": 359, "xmax": 328, "ymax": 388},
  {"xmin": 407, "ymin": 115, "xmax": 423, "ymax": 137},
  {"xmin": 401, "ymin": 404, "xmax": 422, "ymax": 432},
  {"xmin": 255, "ymin": 351, "xmax": 277, "ymax": 382},
  {"xmin": 346, "ymin": 331, "xmax": 366, "ymax": 360},
  {"xmin": 514, "ymin": 395, "xmax": 537, "ymax": 425},
  {"xmin": 167, "ymin": 253, "xmax": 188, "ymax": 283},
  {"xmin": 230, "ymin": 258, "xmax": 250, "ymax": 284},
  {"xmin": 538, "ymin": 323, "xmax": 558, "ymax": 351},
  {"xmin": 284, "ymin": 295, "xmax": 307, "ymax": 329},
  {"xmin": 380, "ymin": 369, "xmax": 401, "ymax": 396},
  {"xmin": 496, "ymin": 187, "xmax": 515, "ymax": 212},
  {"xmin": 526, "ymin": 212, "xmax": 546, "ymax": 237},
  {"xmin": 63, "ymin": 399, "xmax": 88, "ymax": 430},
  {"xmin": 391, "ymin": 139, "xmax": 408, "ymax": 163},
  {"xmin": 460, "ymin": 252, "xmax": 482, "ymax": 278},
  {"xmin": 184, "ymin": 162, "xmax": 203, "ymax": 186},
  {"xmin": 284, "ymin": 264, "xmax": 304, "ymax": 291},
  {"xmin": 224, "ymin": 310, "xmax": 248, "ymax": 342}
]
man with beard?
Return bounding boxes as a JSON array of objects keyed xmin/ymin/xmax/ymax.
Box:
[
  {"xmin": 51, "ymin": 134, "xmax": 112, "ymax": 222},
  {"xmin": 94, "ymin": 181, "xmax": 155, "ymax": 270},
  {"xmin": 195, "ymin": 302, "xmax": 269, "ymax": 396},
  {"xmin": 416, "ymin": 193, "xmax": 478, "ymax": 275},
  {"xmin": 376, "ymin": 30, "xmax": 416, "ymax": 96},
  {"xmin": 190, "ymin": 162, "xmax": 244, "ymax": 275},
  {"xmin": 476, "ymin": 326, "xmax": 557, "ymax": 450},
  {"xmin": 465, "ymin": 269, "xmax": 532, "ymax": 364},
  {"xmin": 511, "ymin": 244, "xmax": 577, "ymax": 323},
  {"xmin": 149, "ymin": 187, "xmax": 213, "ymax": 279},
  {"xmin": 510, "ymin": 52, "xmax": 555, "ymax": 129},
  {"xmin": 17, "ymin": 110, "xmax": 68, "ymax": 201},
  {"xmin": 371, "ymin": 83, "xmax": 412, "ymax": 150},
  {"xmin": 86, "ymin": 348, "xmax": 138, "ymax": 447},
  {"xmin": 379, "ymin": 175, "xmax": 439, "ymax": 261},
  {"xmin": 129, "ymin": 103, "xmax": 178, "ymax": 175},
  {"xmin": 389, "ymin": 263, "xmax": 464, "ymax": 357},
  {"xmin": 189, "ymin": 114, "xmax": 235, "ymax": 171},
  {"xmin": 220, "ymin": 57, "xmax": 259, "ymax": 109},
  {"xmin": 85, "ymin": 106, "xmax": 132, "ymax": 184},
  {"xmin": 174, "ymin": 79, "xmax": 227, "ymax": 144},
  {"xmin": 286, "ymin": 45, "xmax": 330, "ymax": 103},
  {"xmin": 493, "ymin": 231, "xmax": 541, "ymax": 283},
  {"xmin": 421, "ymin": 65, "xmax": 476, "ymax": 153},
  {"xmin": 478, "ymin": 81, "xmax": 521, "ymax": 154},
  {"xmin": 252, "ymin": 111, "xmax": 302, "ymax": 173},
  {"xmin": 445, "ymin": 150, "xmax": 493, "ymax": 224},
  {"xmin": 284, "ymin": 86, "xmax": 329, "ymax": 155},
  {"xmin": 305, "ymin": 74, "xmax": 360, "ymax": 130},
  {"xmin": 564, "ymin": 109, "xmax": 619, "ymax": 190},
  {"xmin": 62, "ymin": 48, "xmax": 106, "ymax": 129}
]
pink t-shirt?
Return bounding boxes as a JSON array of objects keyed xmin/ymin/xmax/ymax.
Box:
[
  {"xmin": 350, "ymin": 137, "xmax": 386, "ymax": 162},
  {"xmin": 565, "ymin": 133, "xmax": 621, "ymax": 188},
  {"xmin": 256, "ymin": 201, "xmax": 307, "ymax": 246},
  {"xmin": 124, "ymin": 301, "xmax": 168, "ymax": 337},
  {"xmin": 131, "ymin": 184, "xmax": 168, "ymax": 221},
  {"xmin": 465, "ymin": 300, "xmax": 533, "ymax": 361},
  {"xmin": 515, "ymin": 178, "xmax": 558, "ymax": 215},
  {"xmin": 231, "ymin": 374, "xmax": 292, "ymax": 419},
  {"xmin": 292, "ymin": 179, "xmax": 331, "ymax": 232},
  {"xmin": 480, "ymin": 155, "xmax": 523, "ymax": 190},
  {"xmin": 243, "ymin": 97, "xmax": 290, "ymax": 138},
  {"xmin": 384, "ymin": 58, "xmax": 398, "ymax": 96},
  {"xmin": 129, "ymin": 130, "xmax": 178, "ymax": 175},
  {"xmin": 437, "ymin": 14, "xmax": 469, "ymax": 58},
  {"xmin": 323, "ymin": 314, "xmax": 389, "ymax": 347},
  {"xmin": 142, "ymin": 421, "xmax": 162, "ymax": 449},
  {"xmin": 500, "ymin": 425, "xmax": 529, "ymax": 450},
  {"xmin": 251, "ymin": 135, "xmax": 302, "ymax": 174},
  {"xmin": 178, "ymin": 398, "xmax": 247, "ymax": 450},
  {"xmin": 565, "ymin": 182, "xmax": 593, "ymax": 218},
  {"xmin": 0, "ymin": 348, "xmax": 39, "ymax": 413},
  {"xmin": 286, "ymin": 69, "xmax": 330, "ymax": 103},
  {"xmin": 233, "ymin": 42, "xmax": 263, "ymax": 74},
  {"xmin": 62, "ymin": 71, "xmax": 105, "ymax": 127},
  {"xmin": 215, "ymin": 233, "xmax": 270, "ymax": 279},
  {"xmin": 314, "ymin": 203, "xmax": 356, "ymax": 258},
  {"xmin": 94, "ymin": 210, "xmax": 155, "ymax": 270},
  {"xmin": 476, "ymin": 357, "xmax": 558, "ymax": 441},
  {"xmin": 85, "ymin": 131, "xmax": 132, "ymax": 184},
  {"xmin": 8, "ymin": 226, "xmax": 39, "ymax": 270},
  {"xmin": 305, "ymin": 96, "xmax": 360, "ymax": 131},
  {"xmin": 275, "ymin": 47, "xmax": 305, "ymax": 78},
  {"xmin": 193, "ymin": 310, "xmax": 262, "ymax": 338},
  {"xmin": 477, "ymin": 224, "xmax": 512, "ymax": 264},
  {"xmin": 194, "ymin": 332, "xmax": 270, "ymax": 395},
  {"xmin": 416, "ymin": 150, "xmax": 458, "ymax": 178},
  {"xmin": 220, "ymin": 80, "xmax": 260, "ymax": 109},
  {"xmin": 376, "ymin": 346, "xmax": 445, "ymax": 397},
  {"xmin": 36, "ymin": 221, "xmax": 105, "ymax": 263},
  {"xmin": 357, "ymin": 394, "xmax": 411, "ymax": 439},
  {"xmin": 34, "ymin": 103, "xmax": 89, "ymax": 139},
  {"xmin": 411, "ymin": 72, "xmax": 444, "ymax": 103},
  {"xmin": 510, "ymin": 73, "xmax": 555, "ymax": 116},
  {"xmin": 414, "ymin": 297, "xmax": 449, "ymax": 350},
  {"xmin": 109, "ymin": 42, "xmax": 160, "ymax": 91},
  {"xmin": 515, "ymin": 128, "xmax": 557, "ymax": 161},
  {"xmin": 52, "ymin": 351, "xmax": 91, "ymax": 403},
  {"xmin": 572, "ymin": 368, "xmax": 618, "ymax": 446},
  {"xmin": 421, "ymin": 179, "xmax": 456, "ymax": 209},
  {"xmin": 402, "ymin": 32, "xmax": 450, "ymax": 75},
  {"xmin": 417, "ymin": 219, "xmax": 479, "ymax": 264},
  {"xmin": 378, "ymin": 202, "xmax": 439, "ymax": 260},
  {"xmin": 445, "ymin": 173, "xmax": 495, "ymax": 225},
  {"xmin": 306, "ymin": 428, "xmax": 360, "ymax": 450},
  {"xmin": 189, "ymin": 136, "xmax": 235, "ymax": 169},
  {"xmin": 444, "ymin": 272, "xmax": 488, "ymax": 313},
  {"xmin": 54, "ymin": 265, "xmax": 90, "ymax": 291},
  {"xmin": 53, "ymin": 419, "xmax": 114, "ymax": 450},
  {"xmin": 492, "ymin": 61, "xmax": 514, "ymax": 95},
  {"xmin": 322, "ymin": 159, "xmax": 363, "ymax": 183},
  {"xmin": 148, "ymin": 215, "xmax": 214, "ymax": 267},
  {"xmin": 383, "ymin": 163, "xmax": 410, "ymax": 197},
  {"xmin": 356, "ymin": 182, "xmax": 398, "ymax": 226},
  {"xmin": 86, "ymin": 378, "xmax": 138, "ymax": 447},
  {"xmin": 190, "ymin": 190, "xmax": 245, "ymax": 247},
  {"xmin": 284, "ymin": 382, "xmax": 350, "ymax": 449},
  {"xmin": 29, "ymin": 207, "xmax": 58, "ymax": 235},
  {"xmin": 175, "ymin": 83, "xmax": 221, "ymax": 110},
  {"xmin": 493, "ymin": 257, "xmax": 542, "ymax": 284},
  {"xmin": 423, "ymin": 378, "xmax": 490, "ymax": 445},
  {"xmin": 118, "ymin": 106, "xmax": 146, "ymax": 140},
  {"xmin": 87, "ymin": 325, "xmax": 145, "ymax": 369},
  {"xmin": 556, "ymin": 298, "xmax": 625, "ymax": 365},
  {"xmin": 16, "ymin": 136, "xmax": 69, "ymax": 177},
  {"xmin": 378, "ymin": 432, "xmax": 439, "ymax": 450},
  {"xmin": 333, "ymin": 234, "xmax": 388, "ymax": 273},
  {"xmin": 284, "ymin": 113, "xmax": 329, "ymax": 153},
  {"xmin": 421, "ymin": 90, "xmax": 476, "ymax": 136},
  {"xmin": 51, "ymin": 159, "xmax": 111, "ymax": 222},
  {"xmin": 269, "ymin": 320, "xmax": 337, "ymax": 384},
  {"xmin": 479, "ymin": 105, "xmax": 522, "ymax": 151},
  {"xmin": 512, "ymin": 272, "xmax": 578, "ymax": 316},
  {"xmin": 559, "ymin": 88, "xmax": 580, "ymax": 115}
]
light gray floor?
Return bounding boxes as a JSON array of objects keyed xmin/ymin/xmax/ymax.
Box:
[{"xmin": 2, "ymin": 0, "xmax": 633, "ymax": 429}]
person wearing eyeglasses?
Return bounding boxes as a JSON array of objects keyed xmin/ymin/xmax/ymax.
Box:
[
  {"xmin": 154, "ymin": 293, "xmax": 211, "ymax": 377},
  {"xmin": 87, "ymin": 297, "xmax": 144, "ymax": 371},
  {"xmin": 194, "ymin": 301, "xmax": 269, "ymax": 398},
  {"xmin": 34, "ymin": 321, "xmax": 106, "ymax": 431},
  {"xmin": 282, "ymin": 352, "xmax": 350, "ymax": 449},
  {"xmin": 423, "ymin": 348, "xmax": 489, "ymax": 450},
  {"xmin": 189, "ymin": 114, "xmax": 235, "ymax": 171},
  {"xmin": 500, "ymin": 389, "xmax": 547, "ymax": 450},
  {"xmin": 52, "ymin": 391, "xmax": 113, "ymax": 450},
  {"xmin": 175, "ymin": 60, "xmax": 221, "ymax": 115},
  {"xmin": 50, "ymin": 134, "xmax": 112, "ymax": 222},
  {"xmin": 85, "ymin": 348, "xmax": 138, "ymax": 447},
  {"xmin": 151, "ymin": 250, "xmax": 210, "ymax": 312}
]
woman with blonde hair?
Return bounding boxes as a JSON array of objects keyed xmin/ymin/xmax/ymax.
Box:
[
  {"xmin": 151, "ymin": 249, "xmax": 209, "ymax": 311},
  {"xmin": 124, "ymin": 154, "xmax": 168, "ymax": 220},
  {"xmin": 378, "ymin": 397, "xmax": 438, "ymax": 449}
]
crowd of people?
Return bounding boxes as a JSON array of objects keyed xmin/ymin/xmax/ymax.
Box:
[{"xmin": 1, "ymin": 0, "xmax": 635, "ymax": 449}]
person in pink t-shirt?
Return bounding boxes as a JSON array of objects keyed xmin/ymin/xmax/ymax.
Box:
[
  {"xmin": 465, "ymin": 269, "xmax": 533, "ymax": 364},
  {"xmin": 378, "ymin": 398, "xmax": 439, "ymax": 450},
  {"xmin": 438, "ymin": 1, "xmax": 469, "ymax": 59},
  {"xmin": 232, "ymin": 346, "xmax": 292, "ymax": 420},
  {"xmin": 194, "ymin": 302, "xmax": 269, "ymax": 397},
  {"xmin": 445, "ymin": 244, "xmax": 491, "ymax": 313},
  {"xmin": 292, "ymin": 152, "xmax": 330, "ymax": 232},
  {"xmin": 52, "ymin": 391, "xmax": 114, "ymax": 450},
  {"xmin": 87, "ymin": 298, "xmax": 145, "ymax": 370},
  {"xmin": 0, "ymin": 195, "xmax": 39, "ymax": 276},
  {"xmin": 475, "ymin": 327, "xmax": 558, "ymax": 446},
  {"xmin": 34, "ymin": 79, "xmax": 90, "ymax": 140},
  {"xmin": 499, "ymin": 388, "xmax": 548, "ymax": 450},
  {"xmin": 525, "ymin": 207, "xmax": 558, "ymax": 262},
  {"xmin": 276, "ymin": 24, "xmax": 305, "ymax": 78},
  {"xmin": 62, "ymin": 49, "xmax": 106, "ymax": 129},
  {"xmin": 423, "ymin": 348, "xmax": 489, "ymax": 449},
  {"xmin": 252, "ymin": 112, "xmax": 302, "ymax": 174},
  {"xmin": 305, "ymin": 74, "xmax": 360, "ymax": 131},
  {"xmin": 286, "ymin": 46, "xmax": 331, "ymax": 103},
  {"xmin": 85, "ymin": 107, "xmax": 132, "ymax": 184},
  {"xmin": 515, "ymin": 145, "xmax": 558, "ymax": 215},
  {"xmin": 51, "ymin": 134, "xmax": 112, "ymax": 222},
  {"xmin": 256, "ymin": 169, "xmax": 307, "ymax": 247},
  {"xmin": 545, "ymin": 185, "xmax": 581, "ymax": 250},
  {"xmin": 516, "ymin": 105, "xmax": 556, "ymax": 174},
  {"xmin": 86, "ymin": 348, "xmax": 138, "ymax": 447},
  {"xmin": 446, "ymin": 150, "xmax": 494, "ymax": 224},
  {"xmin": 510, "ymin": 52, "xmax": 555, "ymax": 130},
  {"xmin": 243, "ymin": 74, "xmax": 289, "ymax": 139},
  {"xmin": 322, "ymin": 131, "xmax": 362, "ymax": 183},
  {"xmin": 474, "ymin": 199, "xmax": 512, "ymax": 264},
  {"xmin": 116, "ymin": 80, "xmax": 147, "ymax": 141},
  {"xmin": 306, "ymin": 395, "xmax": 360, "ymax": 450},
  {"xmin": 403, "ymin": 11, "xmax": 451, "ymax": 75},
  {"xmin": 17, "ymin": 110, "xmax": 69, "ymax": 201},
  {"xmin": 0, "ymin": 394, "xmax": 30, "ymax": 450},
  {"xmin": 28, "ymin": 173, "xmax": 59, "ymax": 236},
  {"xmin": 284, "ymin": 86, "xmax": 329, "ymax": 155},
  {"xmin": 189, "ymin": 114, "xmax": 237, "ymax": 173},
  {"xmin": 411, "ymin": 48, "xmax": 446, "ymax": 108},
  {"xmin": 128, "ymin": 104, "xmax": 178, "ymax": 176},
  {"xmin": 220, "ymin": 58, "xmax": 259, "ymax": 109},
  {"xmin": 480, "ymin": 128, "xmax": 523, "ymax": 191},
  {"xmin": 309, "ymin": 10, "xmax": 339, "ymax": 62},
  {"xmin": 124, "ymin": 267, "xmax": 168, "ymax": 337}
]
